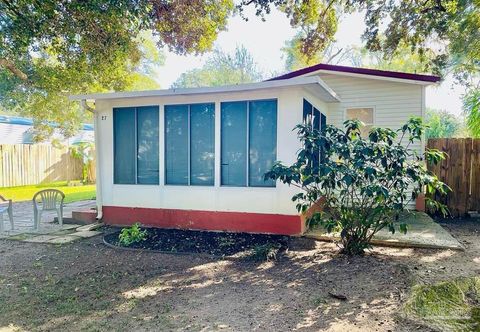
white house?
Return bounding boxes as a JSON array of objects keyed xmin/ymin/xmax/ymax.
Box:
[{"xmin": 71, "ymin": 63, "xmax": 440, "ymax": 235}]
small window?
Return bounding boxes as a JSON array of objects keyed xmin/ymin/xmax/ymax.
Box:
[{"xmin": 346, "ymin": 108, "xmax": 374, "ymax": 136}]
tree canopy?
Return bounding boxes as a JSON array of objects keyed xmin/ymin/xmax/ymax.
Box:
[
  {"xmin": 0, "ymin": 29, "xmax": 164, "ymax": 140},
  {"xmin": 246, "ymin": 1, "xmax": 479, "ymax": 79},
  {"xmin": 425, "ymin": 108, "xmax": 467, "ymax": 138},
  {"xmin": 279, "ymin": 0, "xmax": 479, "ymax": 135},
  {"xmin": 282, "ymin": 33, "xmax": 353, "ymax": 71},
  {"xmin": 282, "ymin": 35, "xmax": 429, "ymax": 73},
  {"xmin": 0, "ymin": 0, "xmax": 234, "ymax": 140},
  {"xmin": 171, "ymin": 46, "xmax": 265, "ymax": 88},
  {"xmin": 1, "ymin": 0, "xmax": 479, "ymax": 138},
  {"xmin": 464, "ymin": 90, "xmax": 480, "ymax": 138}
]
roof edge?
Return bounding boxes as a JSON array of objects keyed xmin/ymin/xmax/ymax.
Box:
[
  {"xmin": 267, "ymin": 63, "xmax": 441, "ymax": 84},
  {"xmin": 70, "ymin": 76, "xmax": 335, "ymax": 101}
]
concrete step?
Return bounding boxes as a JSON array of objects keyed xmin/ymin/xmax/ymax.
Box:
[{"xmin": 72, "ymin": 210, "xmax": 98, "ymax": 224}]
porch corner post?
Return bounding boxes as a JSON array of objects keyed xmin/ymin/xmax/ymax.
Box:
[{"xmin": 82, "ymin": 99, "xmax": 103, "ymax": 220}]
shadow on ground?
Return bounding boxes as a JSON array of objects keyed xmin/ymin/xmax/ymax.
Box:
[
  {"xmin": 0, "ymin": 241, "xmax": 425, "ymax": 331},
  {"xmin": 1, "ymin": 218, "xmax": 478, "ymax": 332}
]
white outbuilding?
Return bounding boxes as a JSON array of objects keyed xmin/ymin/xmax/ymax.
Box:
[{"xmin": 71, "ymin": 63, "xmax": 440, "ymax": 235}]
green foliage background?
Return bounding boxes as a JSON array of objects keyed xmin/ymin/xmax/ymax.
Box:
[
  {"xmin": 171, "ymin": 46, "xmax": 265, "ymax": 88},
  {"xmin": 1, "ymin": 0, "xmax": 479, "ymax": 139}
]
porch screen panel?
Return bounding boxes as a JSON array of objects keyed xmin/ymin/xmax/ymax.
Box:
[
  {"xmin": 320, "ymin": 112, "xmax": 326, "ymax": 132},
  {"xmin": 190, "ymin": 103, "xmax": 215, "ymax": 186},
  {"xmin": 303, "ymin": 99, "xmax": 313, "ymax": 125},
  {"xmin": 248, "ymin": 100, "xmax": 277, "ymax": 187},
  {"xmin": 320, "ymin": 112, "xmax": 327, "ymax": 163},
  {"xmin": 302, "ymin": 99, "xmax": 321, "ymax": 172},
  {"xmin": 137, "ymin": 106, "xmax": 159, "ymax": 184},
  {"xmin": 313, "ymin": 108, "xmax": 320, "ymax": 131},
  {"xmin": 312, "ymin": 107, "xmax": 321, "ymax": 171},
  {"xmin": 165, "ymin": 105, "xmax": 189, "ymax": 185},
  {"xmin": 113, "ymin": 107, "xmax": 136, "ymax": 184},
  {"xmin": 221, "ymin": 101, "xmax": 247, "ymax": 186}
]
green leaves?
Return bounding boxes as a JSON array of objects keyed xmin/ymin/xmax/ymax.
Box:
[
  {"xmin": 171, "ymin": 46, "xmax": 264, "ymax": 88},
  {"xmin": 426, "ymin": 108, "xmax": 465, "ymax": 138},
  {"xmin": 239, "ymin": 0, "xmax": 338, "ymax": 60},
  {"xmin": 401, "ymin": 117, "xmax": 425, "ymax": 143},
  {"xmin": 266, "ymin": 117, "xmax": 448, "ymax": 255},
  {"xmin": 464, "ymin": 89, "xmax": 480, "ymax": 138},
  {"xmin": 345, "ymin": 0, "xmax": 479, "ymax": 82},
  {"xmin": 118, "ymin": 222, "xmax": 148, "ymax": 246},
  {"xmin": 0, "ymin": 0, "xmax": 235, "ymax": 140},
  {"xmin": 153, "ymin": 0, "xmax": 234, "ymax": 55},
  {"xmin": 425, "ymin": 148, "xmax": 447, "ymax": 165}
]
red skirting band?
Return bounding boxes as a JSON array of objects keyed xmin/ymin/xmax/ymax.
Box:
[{"xmin": 102, "ymin": 206, "xmax": 303, "ymax": 235}]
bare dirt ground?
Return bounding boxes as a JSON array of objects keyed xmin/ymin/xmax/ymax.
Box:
[{"xmin": 0, "ymin": 218, "xmax": 478, "ymax": 332}]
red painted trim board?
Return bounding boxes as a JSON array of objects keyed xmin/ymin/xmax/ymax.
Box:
[{"xmin": 102, "ymin": 206, "xmax": 303, "ymax": 235}]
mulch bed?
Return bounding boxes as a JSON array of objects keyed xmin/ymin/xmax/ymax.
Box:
[{"xmin": 103, "ymin": 227, "xmax": 290, "ymax": 256}]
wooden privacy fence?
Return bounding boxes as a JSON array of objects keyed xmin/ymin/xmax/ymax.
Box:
[
  {"xmin": 427, "ymin": 138, "xmax": 480, "ymax": 217},
  {"xmin": 0, "ymin": 144, "xmax": 87, "ymax": 187}
]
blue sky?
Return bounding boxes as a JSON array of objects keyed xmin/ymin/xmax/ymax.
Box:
[{"xmin": 154, "ymin": 6, "xmax": 465, "ymax": 115}]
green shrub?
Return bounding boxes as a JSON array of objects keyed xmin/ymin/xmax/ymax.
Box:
[
  {"xmin": 248, "ymin": 243, "xmax": 282, "ymax": 261},
  {"xmin": 266, "ymin": 118, "xmax": 449, "ymax": 255},
  {"xmin": 216, "ymin": 236, "xmax": 236, "ymax": 249},
  {"xmin": 118, "ymin": 223, "xmax": 148, "ymax": 246}
]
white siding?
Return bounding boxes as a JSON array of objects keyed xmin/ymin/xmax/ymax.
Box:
[
  {"xmin": 317, "ymin": 73, "xmax": 424, "ymax": 207},
  {"xmin": 318, "ymin": 73, "xmax": 424, "ymax": 153}
]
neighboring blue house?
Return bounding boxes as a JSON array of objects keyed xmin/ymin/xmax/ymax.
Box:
[{"xmin": 0, "ymin": 115, "xmax": 94, "ymax": 145}]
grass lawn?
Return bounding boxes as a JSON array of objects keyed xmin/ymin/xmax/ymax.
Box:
[{"xmin": 0, "ymin": 181, "xmax": 96, "ymax": 203}]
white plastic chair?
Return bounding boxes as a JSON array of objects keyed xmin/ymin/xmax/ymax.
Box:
[
  {"xmin": 33, "ymin": 189, "xmax": 65, "ymax": 230},
  {"xmin": 0, "ymin": 195, "xmax": 14, "ymax": 232}
]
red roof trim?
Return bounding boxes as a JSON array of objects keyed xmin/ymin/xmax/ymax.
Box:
[{"xmin": 267, "ymin": 63, "xmax": 441, "ymax": 83}]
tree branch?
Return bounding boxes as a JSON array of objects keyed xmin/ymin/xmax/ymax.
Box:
[
  {"xmin": 0, "ymin": 58, "xmax": 28, "ymax": 81},
  {"xmin": 326, "ymin": 47, "xmax": 343, "ymax": 64},
  {"xmin": 321, "ymin": 0, "xmax": 337, "ymax": 18}
]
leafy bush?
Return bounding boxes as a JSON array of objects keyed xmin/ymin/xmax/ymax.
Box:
[
  {"xmin": 118, "ymin": 223, "xmax": 148, "ymax": 246},
  {"xmin": 248, "ymin": 242, "xmax": 282, "ymax": 261},
  {"xmin": 266, "ymin": 118, "xmax": 449, "ymax": 255}
]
